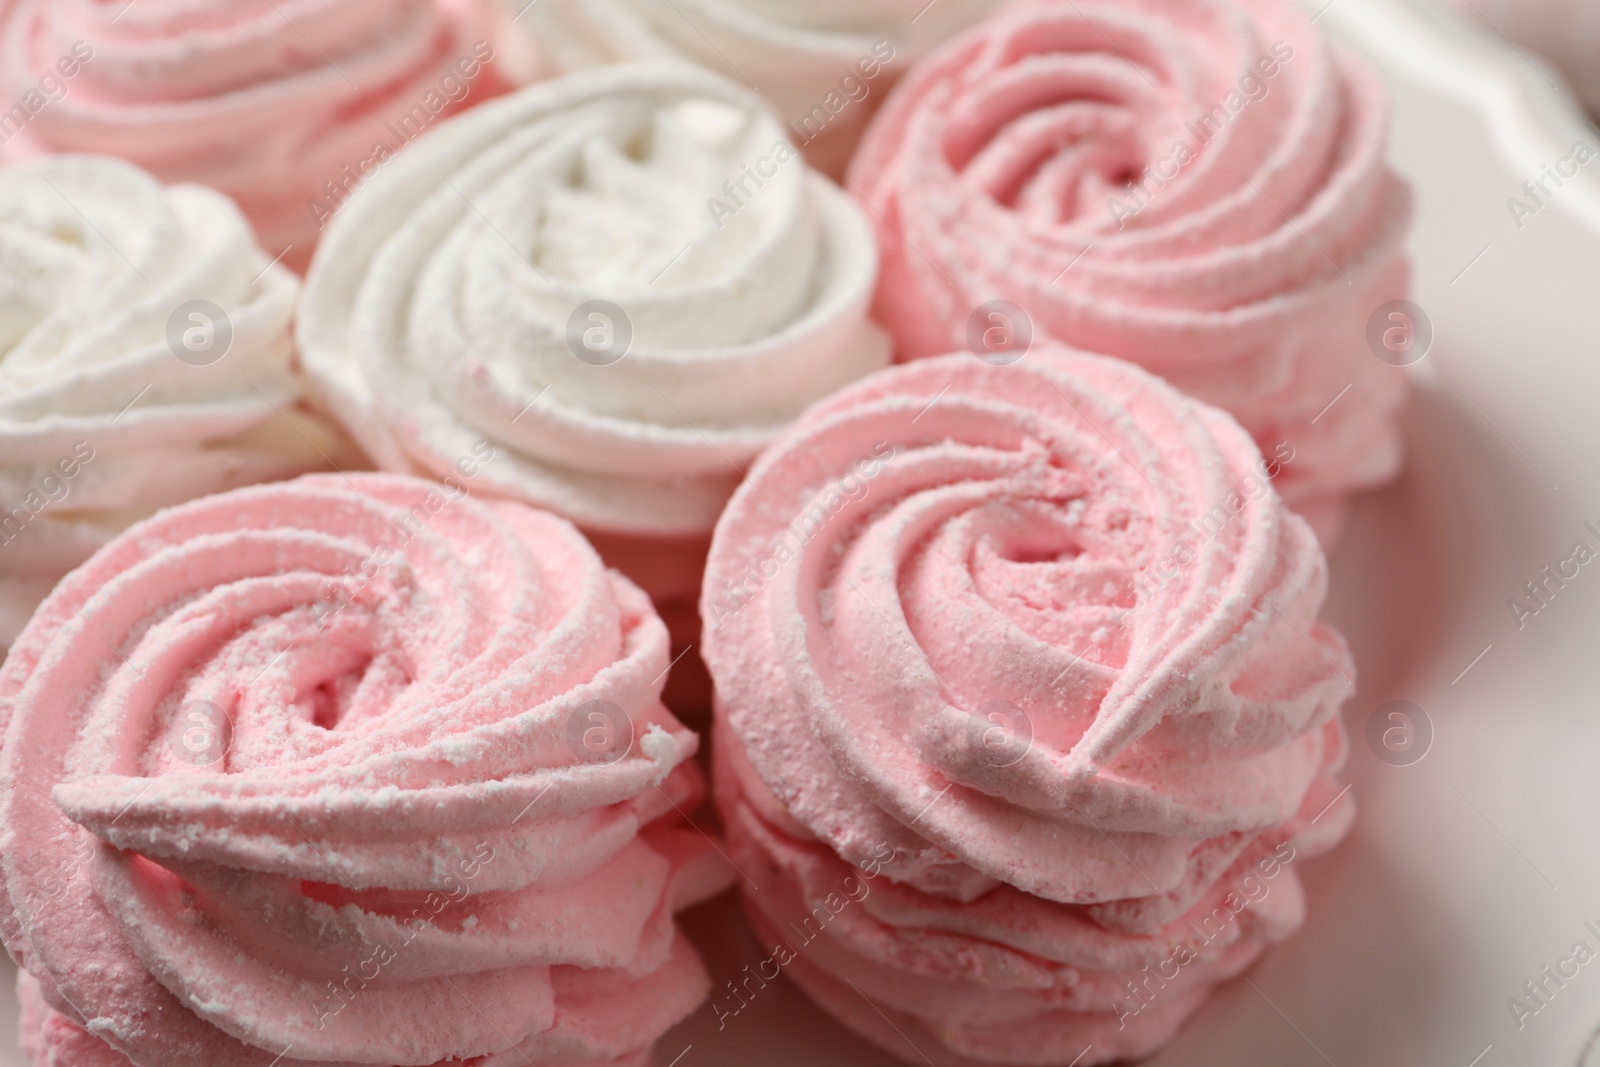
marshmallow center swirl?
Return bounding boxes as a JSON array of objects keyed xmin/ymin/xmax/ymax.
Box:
[
  {"xmin": 704, "ymin": 353, "xmax": 1354, "ymax": 906},
  {"xmin": 850, "ymin": 0, "xmax": 1412, "ymax": 523},
  {"xmin": 300, "ymin": 64, "xmax": 889, "ymax": 536},
  {"xmin": 0, "ymin": 474, "xmax": 718, "ymax": 1066}
]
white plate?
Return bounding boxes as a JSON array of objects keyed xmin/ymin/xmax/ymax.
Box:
[{"xmin": 7, "ymin": 1, "xmax": 1600, "ymax": 1063}]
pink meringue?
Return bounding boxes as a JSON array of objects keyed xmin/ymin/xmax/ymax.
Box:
[
  {"xmin": 849, "ymin": 0, "xmax": 1414, "ymax": 538},
  {"xmin": 0, "ymin": 472, "xmax": 732, "ymax": 1066},
  {"xmin": 0, "ymin": 0, "xmax": 511, "ymax": 269},
  {"xmin": 703, "ymin": 351, "xmax": 1355, "ymax": 1063}
]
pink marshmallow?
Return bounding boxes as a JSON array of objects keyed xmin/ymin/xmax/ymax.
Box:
[
  {"xmin": 848, "ymin": 0, "xmax": 1413, "ymax": 539},
  {"xmin": 0, "ymin": 472, "xmax": 733, "ymax": 1066},
  {"xmin": 702, "ymin": 350, "xmax": 1356, "ymax": 1063}
]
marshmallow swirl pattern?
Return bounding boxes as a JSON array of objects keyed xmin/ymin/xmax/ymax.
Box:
[
  {"xmin": 512, "ymin": 0, "xmax": 1001, "ymax": 174},
  {"xmin": 0, "ymin": 473, "xmax": 732, "ymax": 1067},
  {"xmin": 0, "ymin": 155, "xmax": 338, "ymax": 646},
  {"xmin": 299, "ymin": 64, "xmax": 889, "ymax": 539},
  {"xmin": 0, "ymin": 0, "xmax": 507, "ymax": 265},
  {"xmin": 850, "ymin": 0, "xmax": 1414, "ymax": 535},
  {"xmin": 704, "ymin": 352, "xmax": 1355, "ymax": 1063}
]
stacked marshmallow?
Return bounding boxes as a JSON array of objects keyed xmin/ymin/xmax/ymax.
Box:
[
  {"xmin": 298, "ymin": 63, "xmax": 889, "ymax": 616},
  {"xmin": 511, "ymin": 0, "xmax": 1002, "ymax": 175},
  {"xmin": 849, "ymin": 0, "xmax": 1413, "ymax": 537},
  {"xmin": 0, "ymin": 473, "xmax": 733, "ymax": 1067},
  {"xmin": 0, "ymin": 0, "xmax": 508, "ymax": 266},
  {"xmin": 704, "ymin": 352, "xmax": 1356, "ymax": 1064},
  {"xmin": 0, "ymin": 155, "xmax": 340, "ymax": 646}
]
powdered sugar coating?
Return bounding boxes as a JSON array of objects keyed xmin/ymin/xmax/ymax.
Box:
[
  {"xmin": 298, "ymin": 64, "xmax": 890, "ymax": 540},
  {"xmin": 850, "ymin": 0, "xmax": 1413, "ymax": 536},
  {"xmin": 0, "ymin": 0, "xmax": 508, "ymax": 266},
  {"xmin": 0, "ymin": 472, "xmax": 730, "ymax": 1066},
  {"xmin": 703, "ymin": 350, "xmax": 1355, "ymax": 1060},
  {"xmin": 510, "ymin": 0, "xmax": 1002, "ymax": 174},
  {"xmin": 0, "ymin": 155, "xmax": 338, "ymax": 646}
]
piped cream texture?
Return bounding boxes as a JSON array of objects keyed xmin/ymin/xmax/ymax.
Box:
[
  {"xmin": 0, "ymin": 0, "xmax": 510, "ymax": 266},
  {"xmin": 704, "ymin": 351, "xmax": 1356, "ymax": 1065},
  {"xmin": 507, "ymin": 0, "xmax": 1003, "ymax": 175},
  {"xmin": 297, "ymin": 64, "xmax": 890, "ymax": 545},
  {"xmin": 849, "ymin": 0, "xmax": 1413, "ymax": 539},
  {"xmin": 0, "ymin": 155, "xmax": 340, "ymax": 647},
  {"xmin": 0, "ymin": 473, "xmax": 733, "ymax": 1066}
]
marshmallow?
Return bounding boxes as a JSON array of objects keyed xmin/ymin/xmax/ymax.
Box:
[
  {"xmin": 850, "ymin": 0, "xmax": 1414, "ymax": 538},
  {"xmin": 0, "ymin": 155, "xmax": 340, "ymax": 646},
  {"xmin": 297, "ymin": 63, "xmax": 889, "ymax": 583},
  {"xmin": 704, "ymin": 350, "xmax": 1356, "ymax": 1062},
  {"xmin": 0, "ymin": 0, "xmax": 509, "ymax": 267},
  {"xmin": 1, "ymin": 472, "xmax": 733, "ymax": 1066},
  {"xmin": 508, "ymin": 0, "xmax": 1002, "ymax": 174}
]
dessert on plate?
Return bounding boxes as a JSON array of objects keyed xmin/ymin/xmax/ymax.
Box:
[
  {"xmin": 849, "ymin": 0, "xmax": 1415, "ymax": 539},
  {"xmin": 703, "ymin": 350, "xmax": 1356, "ymax": 1064},
  {"xmin": 0, "ymin": 154, "xmax": 342, "ymax": 648},
  {"xmin": 0, "ymin": 472, "xmax": 732, "ymax": 1066}
]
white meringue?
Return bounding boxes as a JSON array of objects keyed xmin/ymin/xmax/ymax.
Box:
[
  {"xmin": 507, "ymin": 0, "xmax": 1003, "ymax": 173},
  {"xmin": 298, "ymin": 63, "xmax": 890, "ymax": 540},
  {"xmin": 0, "ymin": 155, "xmax": 340, "ymax": 645}
]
